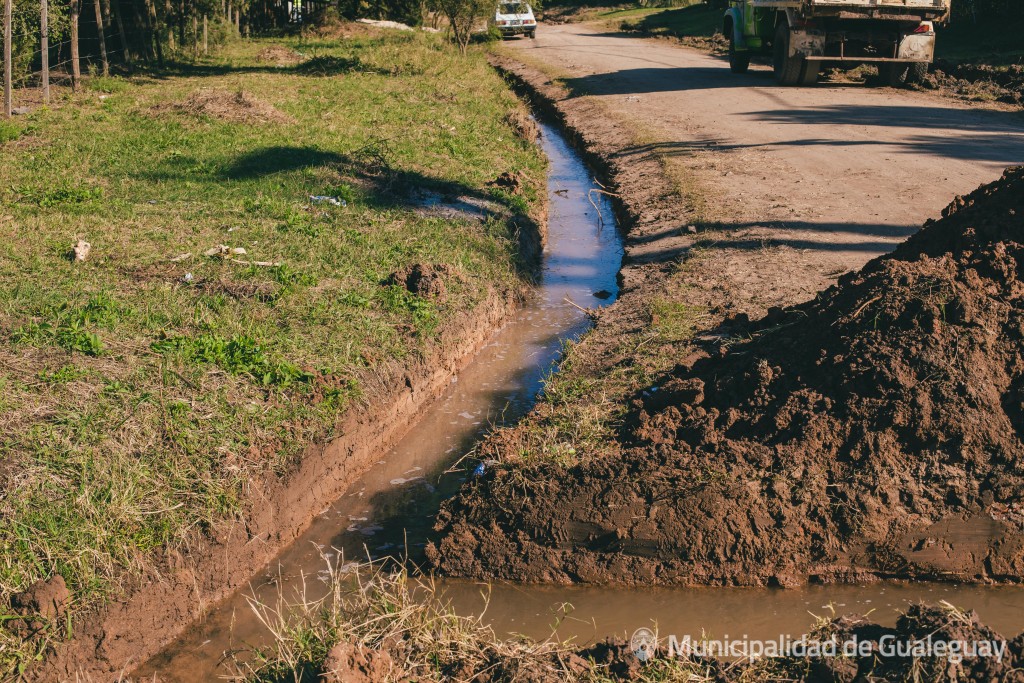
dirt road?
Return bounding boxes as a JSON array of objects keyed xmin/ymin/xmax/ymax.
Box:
[{"xmin": 506, "ymin": 23, "xmax": 1024, "ymax": 305}]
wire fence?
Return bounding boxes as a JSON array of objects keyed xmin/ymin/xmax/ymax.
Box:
[{"xmin": 4, "ymin": 8, "xmax": 221, "ymax": 114}]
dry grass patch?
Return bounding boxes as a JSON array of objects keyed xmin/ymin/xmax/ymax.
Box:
[{"xmin": 156, "ymin": 88, "xmax": 295, "ymax": 124}]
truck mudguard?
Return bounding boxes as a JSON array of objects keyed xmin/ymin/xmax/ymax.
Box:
[{"xmin": 724, "ymin": 6, "xmax": 747, "ymax": 49}]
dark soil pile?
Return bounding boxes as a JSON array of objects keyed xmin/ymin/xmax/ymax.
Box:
[
  {"xmin": 428, "ymin": 167, "xmax": 1024, "ymax": 586},
  {"xmin": 924, "ymin": 61, "xmax": 1024, "ymax": 107}
]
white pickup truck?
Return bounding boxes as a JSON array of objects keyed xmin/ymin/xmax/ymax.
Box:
[{"xmin": 723, "ymin": 0, "xmax": 952, "ymax": 86}]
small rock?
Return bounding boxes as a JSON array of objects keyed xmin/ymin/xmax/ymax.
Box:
[
  {"xmin": 686, "ymin": 225, "xmax": 697, "ymax": 234},
  {"xmin": 593, "ymin": 289, "xmax": 613, "ymax": 300},
  {"xmin": 72, "ymin": 240, "xmax": 91, "ymax": 262}
]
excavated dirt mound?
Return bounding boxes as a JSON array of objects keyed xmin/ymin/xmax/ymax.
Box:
[
  {"xmin": 428, "ymin": 167, "xmax": 1024, "ymax": 586},
  {"xmin": 156, "ymin": 89, "xmax": 293, "ymax": 124}
]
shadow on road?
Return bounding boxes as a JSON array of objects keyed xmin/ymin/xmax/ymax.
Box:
[{"xmin": 612, "ymin": 126, "xmax": 1024, "ymax": 165}]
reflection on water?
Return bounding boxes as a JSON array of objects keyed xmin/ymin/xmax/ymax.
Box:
[{"xmin": 440, "ymin": 580, "xmax": 1024, "ymax": 645}]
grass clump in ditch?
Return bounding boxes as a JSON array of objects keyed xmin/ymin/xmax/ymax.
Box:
[
  {"xmin": 0, "ymin": 29, "xmax": 545, "ymax": 677},
  {"xmin": 232, "ymin": 559, "xmax": 719, "ymax": 683}
]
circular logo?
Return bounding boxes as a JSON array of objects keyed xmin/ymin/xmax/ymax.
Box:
[{"xmin": 630, "ymin": 627, "xmax": 658, "ymax": 663}]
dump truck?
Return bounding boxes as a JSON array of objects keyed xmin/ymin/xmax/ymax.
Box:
[{"xmin": 723, "ymin": 0, "xmax": 952, "ymax": 86}]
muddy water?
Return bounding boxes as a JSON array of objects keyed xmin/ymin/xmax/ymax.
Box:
[
  {"xmin": 139, "ymin": 121, "xmax": 624, "ymax": 679},
  {"xmin": 141, "ymin": 123, "xmax": 1024, "ymax": 680}
]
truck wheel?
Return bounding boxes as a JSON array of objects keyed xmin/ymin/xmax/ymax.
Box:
[
  {"xmin": 799, "ymin": 61, "xmax": 819, "ymax": 86},
  {"xmin": 729, "ymin": 31, "xmax": 750, "ymax": 74},
  {"xmin": 875, "ymin": 63, "xmax": 909, "ymax": 87},
  {"xmin": 906, "ymin": 62, "xmax": 928, "ymax": 85},
  {"xmin": 773, "ymin": 23, "xmax": 802, "ymax": 86}
]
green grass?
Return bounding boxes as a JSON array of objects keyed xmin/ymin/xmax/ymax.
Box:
[
  {"xmin": 0, "ymin": 29, "xmax": 545, "ymax": 676},
  {"xmin": 616, "ymin": 2, "xmax": 721, "ymax": 40}
]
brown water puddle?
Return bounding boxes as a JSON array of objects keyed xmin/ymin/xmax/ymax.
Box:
[
  {"xmin": 138, "ymin": 122, "xmax": 1024, "ymax": 680},
  {"xmin": 439, "ymin": 580, "xmax": 1024, "ymax": 647}
]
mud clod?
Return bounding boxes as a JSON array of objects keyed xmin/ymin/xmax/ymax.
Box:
[
  {"xmin": 430, "ymin": 167, "xmax": 1024, "ymax": 586},
  {"xmin": 9, "ymin": 575, "xmax": 70, "ymax": 637},
  {"xmin": 505, "ymin": 108, "xmax": 540, "ymax": 144},
  {"xmin": 488, "ymin": 170, "xmax": 528, "ymax": 196},
  {"xmin": 388, "ymin": 263, "xmax": 456, "ymax": 302},
  {"xmin": 320, "ymin": 640, "xmax": 396, "ymax": 683}
]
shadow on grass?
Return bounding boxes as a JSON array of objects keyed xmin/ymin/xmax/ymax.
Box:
[{"xmin": 134, "ymin": 48, "xmax": 404, "ymax": 80}]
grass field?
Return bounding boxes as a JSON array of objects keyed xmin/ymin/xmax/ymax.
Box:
[{"xmin": 0, "ymin": 29, "xmax": 544, "ymax": 675}]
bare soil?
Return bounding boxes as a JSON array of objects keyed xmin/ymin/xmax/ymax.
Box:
[{"xmin": 432, "ymin": 166, "xmax": 1024, "ymax": 586}]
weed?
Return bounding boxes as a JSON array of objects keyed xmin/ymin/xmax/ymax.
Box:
[
  {"xmin": 20, "ymin": 185, "xmax": 105, "ymax": 207},
  {"xmin": 378, "ymin": 285, "xmax": 439, "ymax": 335},
  {"xmin": 153, "ymin": 333, "xmax": 313, "ymax": 387},
  {"xmin": 650, "ymin": 299, "xmax": 706, "ymax": 343}
]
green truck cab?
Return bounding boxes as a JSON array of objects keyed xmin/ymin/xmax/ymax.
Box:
[{"xmin": 723, "ymin": 0, "xmax": 952, "ymax": 86}]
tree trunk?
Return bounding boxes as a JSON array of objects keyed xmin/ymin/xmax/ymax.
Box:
[
  {"xmin": 144, "ymin": 0, "xmax": 163, "ymax": 66},
  {"xmin": 3, "ymin": 0, "xmax": 11, "ymax": 118},
  {"xmin": 70, "ymin": 0, "xmax": 82, "ymax": 91},
  {"xmin": 40, "ymin": 0, "xmax": 49, "ymax": 103},
  {"xmin": 191, "ymin": 13, "xmax": 197, "ymax": 56},
  {"xmin": 165, "ymin": 0, "xmax": 175, "ymax": 53},
  {"xmin": 111, "ymin": 0, "xmax": 132, "ymax": 65},
  {"xmin": 202, "ymin": 13, "xmax": 208, "ymax": 54},
  {"xmin": 94, "ymin": 0, "xmax": 109, "ymax": 76}
]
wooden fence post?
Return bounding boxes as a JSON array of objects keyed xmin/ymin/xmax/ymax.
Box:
[
  {"xmin": 3, "ymin": 0, "xmax": 11, "ymax": 118},
  {"xmin": 41, "ymin": 0, "xmax": 49, "ymax": 103},
  {"xmin": 70, "ymin": 0, "xmax": 82, "ymax": 92}
]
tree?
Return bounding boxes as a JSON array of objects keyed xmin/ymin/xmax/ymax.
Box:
[{"xmin": 436, "ymin": 0, "xmax": 489, "ymax": 54}]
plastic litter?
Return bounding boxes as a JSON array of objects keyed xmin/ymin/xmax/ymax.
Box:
[
  {"xmin": 472, "ymin": 462, "xmax": 486, "ymax": 477},
  {"xmin": 183, "ymin": 273, "xmax": 194, "ymax": 283},
  {"xmin": 310, "ymin": 195, "xmax": 347, "ymax": 207},
  {"xmin": 204, "ymin": 245, "xmax": 248, "ymax": 258}
]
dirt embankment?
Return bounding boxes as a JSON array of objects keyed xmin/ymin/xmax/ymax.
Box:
[
  {"xmin": 430, "ymin": 152, "xmax": 1024, "ymax": 586},
  {"xmin": 26, "ymin": 245, "xmax": 545, "ymax": 679}
]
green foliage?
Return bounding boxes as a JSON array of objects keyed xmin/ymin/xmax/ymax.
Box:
[
  {"xmin": 10, "ymin": 294, "xmax": 122, "ymax": 357},
  {"xmin": 0, "ymin": 121, "xmax": 23, "ymax": 144},
  {"xmin": 8, "ymin": 0, "xmax": 69, "ymax": 85},
  {"xmin": 378, "ymin": 285, "xmax": 439, "ymax": 334},
  {"xmin": 152, "ymin": 333, "xmax": 314, "ymax": 387},
  {"xmin": 20, "ymin": 185, "xmax": 105, "ymax": 207}
]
